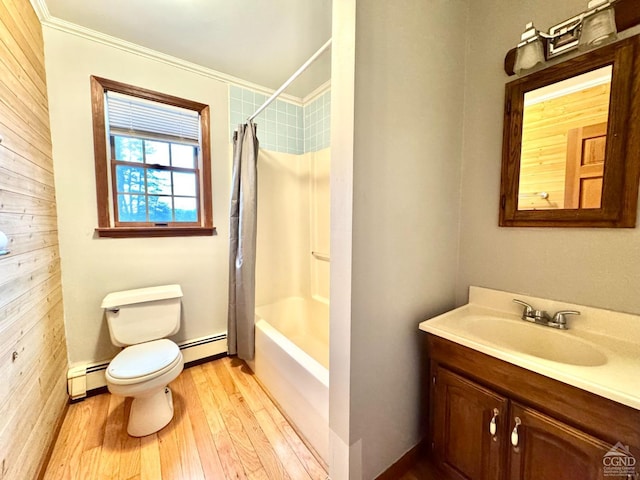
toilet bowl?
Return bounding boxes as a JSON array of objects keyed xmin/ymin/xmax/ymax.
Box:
[
  {"xmin": 102, "ymin": 285, "xmax": 184, "ymax": 437},
  {"xmin": 106, "ymin": 338, "xmax": 184, "ymax": 436}
]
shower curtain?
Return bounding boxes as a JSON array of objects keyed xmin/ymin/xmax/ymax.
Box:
[{"xmin": 228, "ymin": 121, "xmax": 259, "ymax": 360}]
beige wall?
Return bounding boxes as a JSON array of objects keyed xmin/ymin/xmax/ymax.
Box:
[
  {"xmin": 43, "ymin": 27, "xmax": 231, "ymax": 365},
  {"xmin": 0, "ymin": 2, "xmax": 68, "ymax": 478},
  {"xmin": 457, "ymin": 0, "xmax": 640, "ymax": 313},
  {"xmin": 330, "ymin": 1, "xmax": 469, "ymax": 478}
]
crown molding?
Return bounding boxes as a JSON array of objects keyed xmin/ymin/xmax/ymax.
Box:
[
  {"xmin": 29, "ymin": 0, "xmax": 49, "ymax": 21},
  {"xmin": 32, "ymin": 4, "xmax": 304, "ymax": 104},
  {"xmin": 302, "ymin": 80, "xmax": 332, "ymax": 105}
]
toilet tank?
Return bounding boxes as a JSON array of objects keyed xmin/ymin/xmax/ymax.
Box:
[{"xmin": 101, "ymin": 284, "xmax": 183, "ymax": 347}]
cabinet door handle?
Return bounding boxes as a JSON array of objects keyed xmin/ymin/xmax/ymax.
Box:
[
  {"xmin": 511, "ymin": 417, "xmax": 522, "ymax": 447},
  {"xmin": 489, "ymin": 408, "xmax": 499, "ymax": 436}
]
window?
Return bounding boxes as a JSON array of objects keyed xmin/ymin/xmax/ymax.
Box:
[{"xmin": 90, "ymin": 76, "xmax": 214, "ymax": 237}]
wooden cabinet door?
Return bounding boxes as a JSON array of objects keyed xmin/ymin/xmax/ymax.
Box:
[
  {"xmin": 432, "ymin": 367, "xmax": 508, "ymax": 480},
  {"xmin": 507, "ymin": 402, "xmax": 612, "ymax": 480}
]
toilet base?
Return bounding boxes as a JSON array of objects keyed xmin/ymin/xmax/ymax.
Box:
[{"xmin": 127, "ymin": 386, "xmax": 175, "ymax": 437}]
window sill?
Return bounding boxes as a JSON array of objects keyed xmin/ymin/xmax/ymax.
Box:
[{"xmin": 95, "ymin": 226, "xmax": 216, "ymax": 238}]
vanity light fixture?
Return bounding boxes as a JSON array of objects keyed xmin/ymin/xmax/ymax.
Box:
[
  {"xmin": 513, "ymin": 22, "xmax": 546, "ymax": 75},
  {"xmin": 546, "ymin": 15, "xmax": 583, "ymax": 58},
  {"xmin": 510, "ymin": 0, "xmax": 619, "ymax": 75}
]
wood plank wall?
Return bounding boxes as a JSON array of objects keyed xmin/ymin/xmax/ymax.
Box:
[
  {"xmin": 519, "ymin": 82, "xmax": 610, "ymax": 210},
  {"xmin": 0, "ymin": 1, "xmax": 69, "ymax": 479}
]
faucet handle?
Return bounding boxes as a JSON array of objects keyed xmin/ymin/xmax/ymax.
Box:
[
  {"xmin": 513, "ymin": 299, "xmax": 534, "ymax": 319},
  {"xmin": 552, "ymin": 310, "xmax": 580, "ymax": 327}
]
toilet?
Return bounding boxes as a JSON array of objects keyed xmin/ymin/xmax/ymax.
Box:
[{"xmin": 101, "ymin": 284, "xmax": 184, "ymax": 437}]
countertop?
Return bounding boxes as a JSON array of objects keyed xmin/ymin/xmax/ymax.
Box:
[{"xmin": 418, "ymin": 286, "xmax": 640, "ymax": 410}]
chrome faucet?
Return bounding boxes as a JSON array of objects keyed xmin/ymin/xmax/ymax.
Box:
[{"xmin": 513, "ymin": 299, "xmax": 580, "ymax": 330}]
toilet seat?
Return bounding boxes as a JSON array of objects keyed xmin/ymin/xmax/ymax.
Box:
[{"xmin": 107, "ymin": 339, "xmax": 181, "ymax": 386}]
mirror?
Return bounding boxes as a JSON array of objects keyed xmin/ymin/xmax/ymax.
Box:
[
  {"xmin": 519, "ymin": 66, "xmax": 611, "ymax": 211},
  {"xmin": 499, "ymin": 34, "xmax": 640, "ymax": 227}
]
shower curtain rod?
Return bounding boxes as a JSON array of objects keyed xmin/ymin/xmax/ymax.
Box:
[{"xmin": 247, "ymin": 38, "xmax": 332, "ymax": 122}]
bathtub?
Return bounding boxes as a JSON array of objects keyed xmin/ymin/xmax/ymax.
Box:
[{"xmin": 248, "ymin": 296, "xmax": 329, "ymax": 463}]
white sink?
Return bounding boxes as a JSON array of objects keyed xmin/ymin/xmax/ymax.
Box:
[
  {"xmin": 418, "ymin": 286, "xmax": 640, "ymax": 410},
  {"xmin": 459, "ymin": 315, "xmax": 607, "ymax": 366}
]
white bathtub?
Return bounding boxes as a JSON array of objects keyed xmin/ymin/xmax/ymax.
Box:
[{"xmin": 248, "ymin": 296, "xmax": 329, "ymax": 463}]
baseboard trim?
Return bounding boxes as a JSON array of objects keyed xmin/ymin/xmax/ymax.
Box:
[
  {"xmin": 184, "ymin": 351, "xmax": 227, "ymax": 369},
  {"xmin": 375, "ymin": 440, "xmax": 426, "ymax": 480},
  {"xmin": 67, "ymin": 333, "xmax": 227, "ymax": 400}
]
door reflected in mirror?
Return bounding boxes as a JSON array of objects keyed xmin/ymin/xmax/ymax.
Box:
[{"xmin": 518, "ymin": 66, "xmax": 612, "ymax": 210}]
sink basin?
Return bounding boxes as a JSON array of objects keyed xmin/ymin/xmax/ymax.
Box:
[
  {"xmin": 459, "ymin": 315, "xmax": 608, "ymax": 367},
  {"xmin": 418, "ymin": 287, "xmax": 640, "ymax": 409}
]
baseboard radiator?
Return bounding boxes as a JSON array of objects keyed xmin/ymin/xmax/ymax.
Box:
[{"xmin": 66, "ymin": 333, "xmax": 228, "ymax": 400}]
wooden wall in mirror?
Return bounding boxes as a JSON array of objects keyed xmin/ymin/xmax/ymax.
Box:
[{"xmin": 499, "ymin": 34, "xmax": 640, "ymax": 227}]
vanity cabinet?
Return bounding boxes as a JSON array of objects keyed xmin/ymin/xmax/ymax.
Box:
[
  {"xmin": 426, "ymin": 334, "xmax": 640, "ymax": 480},
  {"xmin": 507, "ymin": 402, "xmax": 610, "ymax": 480},
  {"xmin": 432, "ymin": 367, "xmax": 508, "ymax": 479}
]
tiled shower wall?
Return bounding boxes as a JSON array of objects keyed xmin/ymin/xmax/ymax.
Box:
[
  {"xmin": 304, "ymin": 90, "xmax": 331, "ymax": 153},
  {"xmin": 229, "ymin": 85, "xmax": 331, "ymax": 154}
]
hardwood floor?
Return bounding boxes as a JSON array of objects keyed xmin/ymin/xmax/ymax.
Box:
[
  {"xmin": 43, "ymin": 356, "xmax": 327, "ymax": 480},
  {"xmin": 397, "ymin": 457, "xmax": 448, "ymax": 480},
  {"xmin": 43, "ymin": 355, "xmax": 445, "ymax": 479}
]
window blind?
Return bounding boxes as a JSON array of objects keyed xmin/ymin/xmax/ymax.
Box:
[{"xmin": 106, "ymin": 91, "xmax": 200, "ymax": 142}]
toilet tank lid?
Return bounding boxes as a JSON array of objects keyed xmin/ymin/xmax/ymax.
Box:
[{"xmin": 101, "ymin": 284, "xmax": 183, "ymax": 309}]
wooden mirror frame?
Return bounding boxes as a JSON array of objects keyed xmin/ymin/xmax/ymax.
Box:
[{"xmin": 499, "ymin": 34, "xmax": 640, "ymax": 227}]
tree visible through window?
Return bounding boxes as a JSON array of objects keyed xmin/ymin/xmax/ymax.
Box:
[
  {"xmin": 90, "ymin": 76, "xmax": 213, "ymax": 237},
  {"xmin": 112, "ymin": 136, "xmax": 199, "ymax": 224}
]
